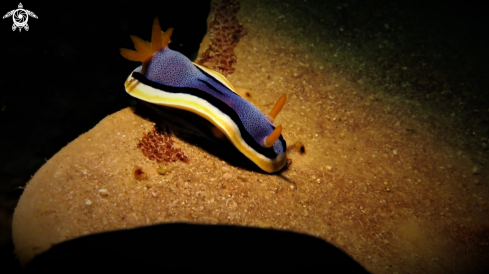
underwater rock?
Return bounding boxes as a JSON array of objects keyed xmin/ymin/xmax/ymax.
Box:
[
  {"xmin": 12, "ymin": 108, "xmax": 159, "ymax": 265},
  {"xmin": 196, "ymin": 0, "xmax": 246, "ymax": 76},
  {"xmin": 11, "ymin": 107, "xmax": 292, "ymax": 267}
]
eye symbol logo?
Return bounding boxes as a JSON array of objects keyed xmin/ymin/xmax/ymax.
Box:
[{"xmin": 2, "ymin": 3, "xmax": 38, "ymax": 32}]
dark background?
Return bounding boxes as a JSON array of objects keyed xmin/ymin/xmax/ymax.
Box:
[
  {"xmin": 0, "ymin": 0, "xmax": 210, "ymax": 271},
  {"xmin": 0, "ymin": 0, "xmax": 488, "ymax": 272},
  {"xmin": 0, "ymin": 0, "xmax": 209, "ymax": 190}
]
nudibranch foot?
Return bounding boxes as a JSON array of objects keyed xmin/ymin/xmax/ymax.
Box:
[
  {"xmin": 120, "ymin": 17, "xmax": 288, "ymax": 173},
  {"xmin": 211, "ymin": 127, "xmax": 226, "ymax": 139}
]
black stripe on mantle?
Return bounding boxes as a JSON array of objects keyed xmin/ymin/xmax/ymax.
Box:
[{"xmin": 132, "ymin": 72, "xmax": 286, "ymax": 159}]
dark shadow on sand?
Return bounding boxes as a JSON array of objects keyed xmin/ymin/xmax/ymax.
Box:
[{"xmin": 26, "ymin": 223, "xmax": 369, "ymax": 273}]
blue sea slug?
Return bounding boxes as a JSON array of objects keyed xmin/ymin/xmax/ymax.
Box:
[{"xmin": 120, "ymin": 18, "xmax": 287, "ymax": 173}]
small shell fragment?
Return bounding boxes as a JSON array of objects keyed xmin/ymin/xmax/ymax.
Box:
[{"xmin": 98, "ymin": 189, "xmax": 109, "ymax": 196}]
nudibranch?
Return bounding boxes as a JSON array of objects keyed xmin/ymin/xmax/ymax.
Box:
[{"xmin": 120, "ymin": 18, "xmax": 287, "ymax": 173}]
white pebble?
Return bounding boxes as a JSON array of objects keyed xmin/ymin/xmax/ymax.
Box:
[{"xmin": 98, "ymin": 189, "xmax": 109, "ymax": 196}]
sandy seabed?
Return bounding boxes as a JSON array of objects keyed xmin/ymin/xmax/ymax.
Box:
[{"xmin": 229, "ymin": 1, "xmax": 489, "ymax": 273}]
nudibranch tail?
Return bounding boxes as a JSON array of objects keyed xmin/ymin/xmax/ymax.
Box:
[{"xmin": 264, "ymin": 125, "xmax": 282, "ymax": 148}]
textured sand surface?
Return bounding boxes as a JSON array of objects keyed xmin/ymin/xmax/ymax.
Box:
[
  {"xmin": 229, "ymin": 1, "xmax": 489, "ymax": 273},
  {"xmin": 13, "ymin": 0, "xmax": 488, "ymax": 273}
]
